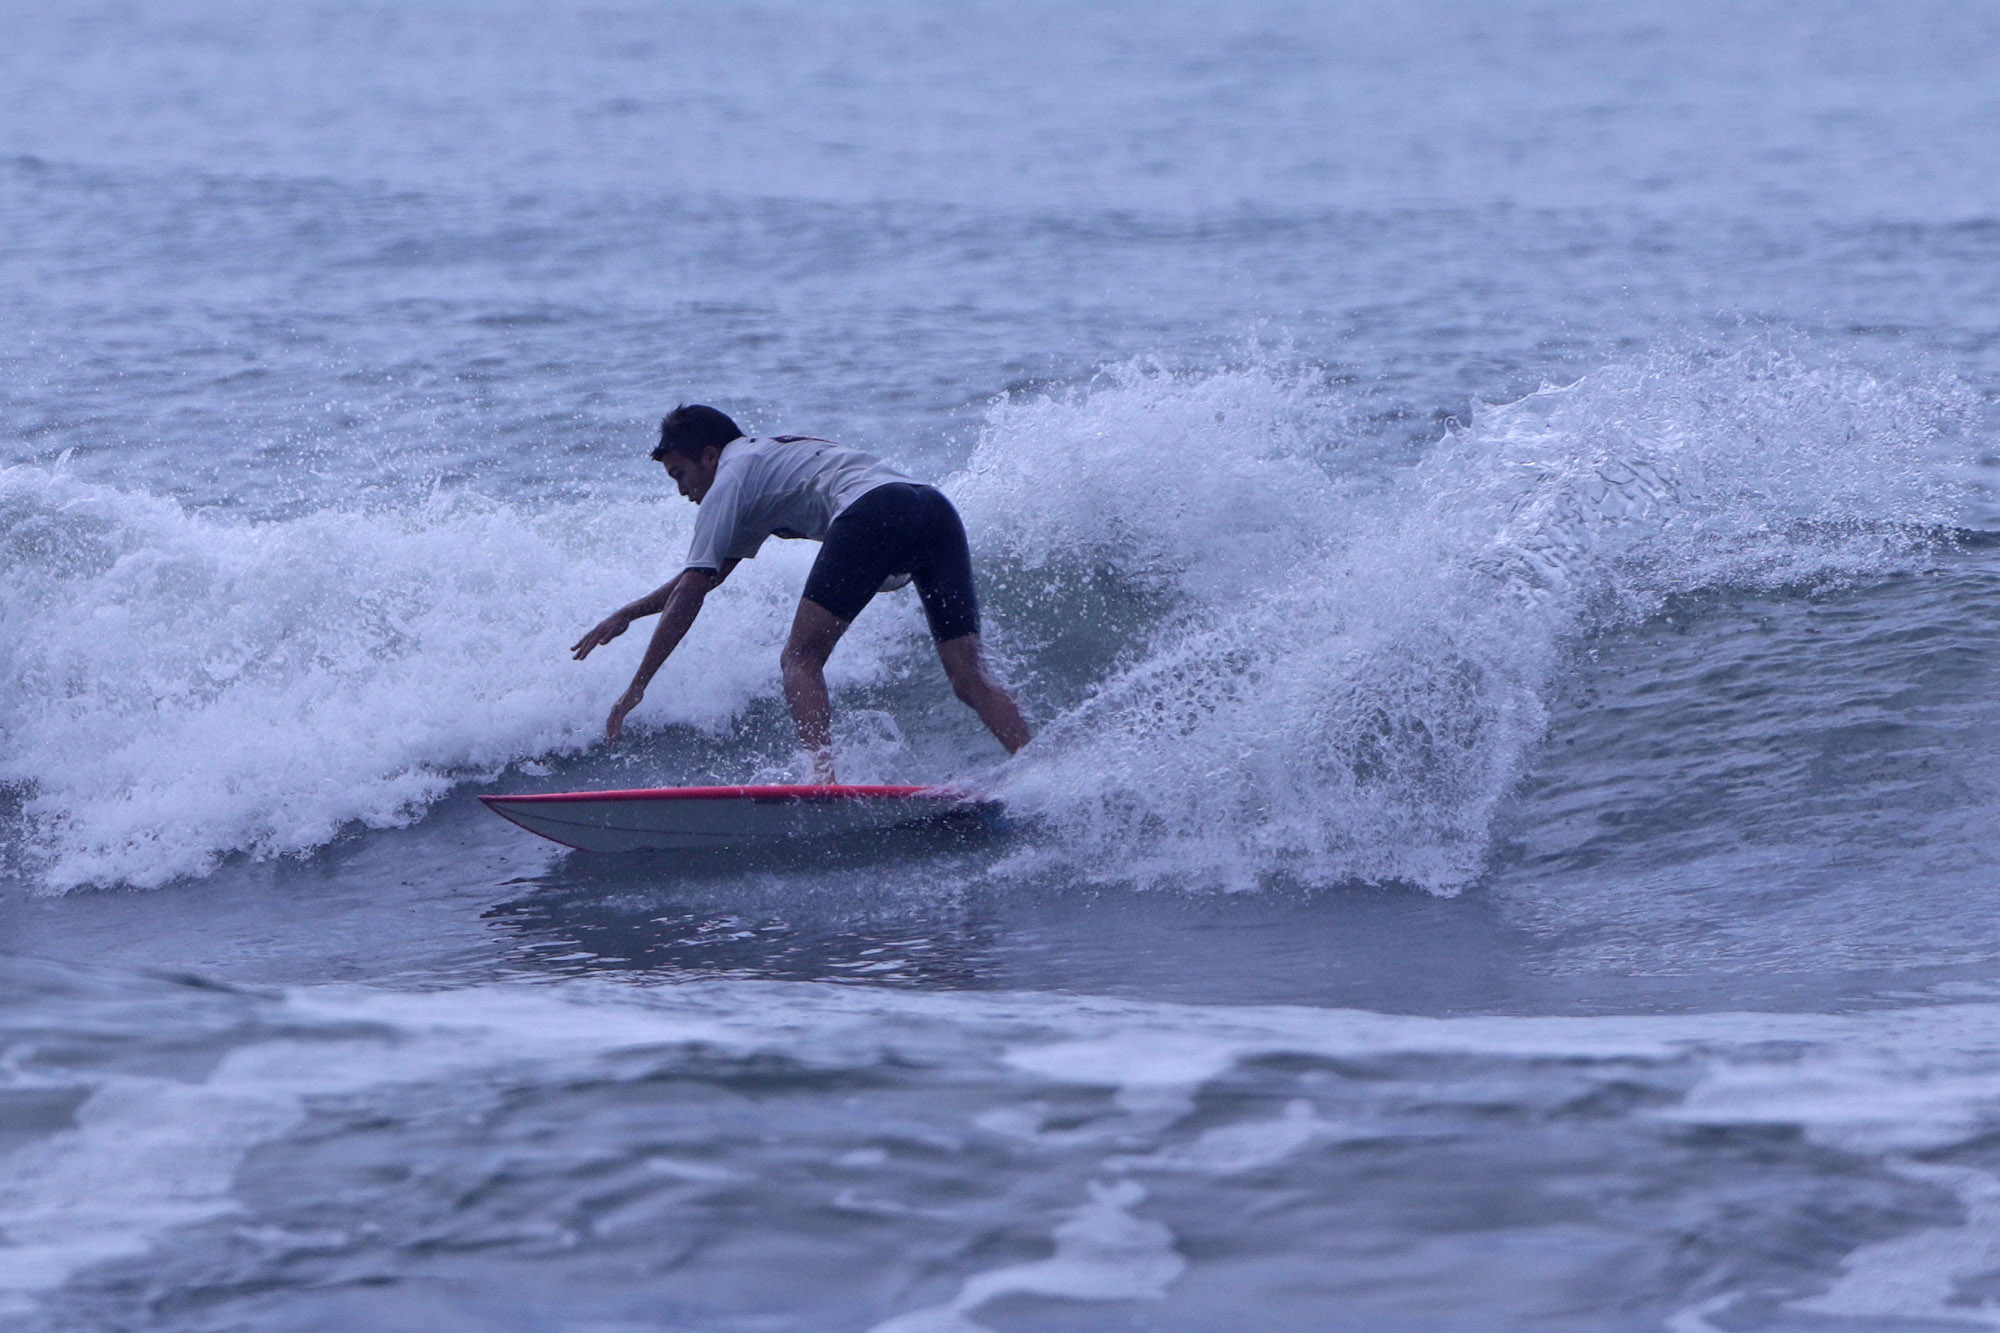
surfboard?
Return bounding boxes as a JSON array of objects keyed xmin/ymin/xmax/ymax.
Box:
[{"xmin": 479, "ymin": 784, "xmax": 985, "ymax": 853}]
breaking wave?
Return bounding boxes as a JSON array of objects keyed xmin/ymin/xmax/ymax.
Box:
[{"xmin": 0, "ymin": 346, "xmax": 1976, "ymax": 892}]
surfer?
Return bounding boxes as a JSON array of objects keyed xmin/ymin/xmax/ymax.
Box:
[{"xmin": 572, "ymin": 404, "xmax": 1031, "ymax": 780}]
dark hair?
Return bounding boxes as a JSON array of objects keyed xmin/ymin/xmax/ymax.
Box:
[{"xmin": 651, "ymin": 404, "xmax": 745, "ymax": 462}]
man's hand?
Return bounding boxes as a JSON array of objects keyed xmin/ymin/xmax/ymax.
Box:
[
  {"xmin": 605, "ymin": 686, "xmax": 646, "ymax": 742},
  {"xmin": 583, "ymin": 572, "xmax": 715, "ymax": 745},
  {"xmin": 572, "ymin": 611, "xmax": 633, "ymax": 660}
]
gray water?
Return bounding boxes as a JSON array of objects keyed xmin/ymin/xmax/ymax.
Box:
[{"xmin": 5, "ymin": 3, "xmax": 2000, "ymax": 1329}]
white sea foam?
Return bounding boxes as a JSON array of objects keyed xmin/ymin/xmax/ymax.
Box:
[{"xmin": 0, "ymin": 464, "xmax": 921, "ymax": 889}]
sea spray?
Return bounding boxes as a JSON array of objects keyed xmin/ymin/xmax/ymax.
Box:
[{"xmin": 971, "ymin": 349, "xmax": 1973, "ymax": 893}]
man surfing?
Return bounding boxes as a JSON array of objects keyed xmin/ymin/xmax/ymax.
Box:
[{"xmin": 572, "ymin": 404, "xmax": 1031, "ymax": 780}]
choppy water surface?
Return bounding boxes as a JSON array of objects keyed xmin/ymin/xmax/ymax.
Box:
[{"xmin": 4, "ymin": 2, "xmax": 2000, "ymax": 1329}]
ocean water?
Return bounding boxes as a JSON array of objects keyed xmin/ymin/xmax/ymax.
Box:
[{"xmin": 4, "ymin": 1, "xmax": 2000, "ymax": 1328}]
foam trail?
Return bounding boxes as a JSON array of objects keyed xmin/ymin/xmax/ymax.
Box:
[
  {"xmin": 0, "ymin": 463, "xmax": 917, "ymax": 889},
  {"xmin": 20, "ymin": 976, "xmax": 2000, "ymax": 1326},
  {"xmin": 959, "ymin": 349, "xmax": 1973, "ymax": 892}
]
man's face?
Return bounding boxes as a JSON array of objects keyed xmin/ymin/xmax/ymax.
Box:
[{"xmin": 663, "ymin": 445, "xmax": 723, "ymax": 503}]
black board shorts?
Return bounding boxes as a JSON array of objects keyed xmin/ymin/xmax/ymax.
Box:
[{"xmin": 802, "ymin": 483, "xmax": 981, "ymax": 642}]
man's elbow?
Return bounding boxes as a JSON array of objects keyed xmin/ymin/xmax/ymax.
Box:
[{"xmin": 669, "ymin": 572, "xmax": 718, "ymax": 617}]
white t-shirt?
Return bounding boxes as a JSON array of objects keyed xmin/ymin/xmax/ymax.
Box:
[{"xmin": 681, "ymin": 436, "xmax": 915, "ymax": 573}]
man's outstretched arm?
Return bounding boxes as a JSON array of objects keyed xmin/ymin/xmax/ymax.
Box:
[
  {"xmin": 571, "ymin": 561, "xmax": 738, "ymax": 660},
  {"xmin": 599, "ymin": 567, "xmax": 724, "ymax": 741}
]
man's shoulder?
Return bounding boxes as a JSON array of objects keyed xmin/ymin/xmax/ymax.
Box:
[
  {"xmin": 711, "ymin": 438, "xmax": 808, "ymax": 506},
  {"xmin": 733, "ymin": 435, "xmax": 840, "ymax": 451},
  {"xmin": 712, "ymin": 437, "xmax": 774, "ymax": 479},
  {"xmin": 722, "ymin": 435, "xmax": 817, "ymax": 464}
]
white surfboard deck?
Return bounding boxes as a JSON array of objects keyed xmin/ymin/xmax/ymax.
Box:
[{"xmin": 480, "ymin": 783, "xmax": 986, "ymax": 854}]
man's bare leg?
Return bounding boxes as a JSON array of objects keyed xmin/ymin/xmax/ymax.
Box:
[
  {"xmin": 937, "ymin": 634, "xmax": 1031, "ymax": 754},
  {"xmin": 781, "ymin": 598, "xmax": 850, "ymax": 781}
]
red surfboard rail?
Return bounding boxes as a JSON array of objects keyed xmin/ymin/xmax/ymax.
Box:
[
  {"xmin": 478, "ymin": 783, "xmax": 985, "ymax": 853},
  {"xmin": 481, "ymin": 784, "xmax": 939, "ymax": 805}
]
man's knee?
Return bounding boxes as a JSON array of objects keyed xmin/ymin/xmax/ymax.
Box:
[
  {"xmin": 936, "ymin": 635, "xmax": 986, "ymax": 699},
  {"xmin": 783, "ymin": 599, "xmax": 848, "ymax": 675},
  {"xmin": 949, "ymin": 670, "xmax": 985, "ymax": 706},
  {"xmin": 781, "ymin": 640, "xmax": 830, "ymax": 676},
  {"xmin": 942, "ymin": 654, "xmax": 993, "ymax": 706}
]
